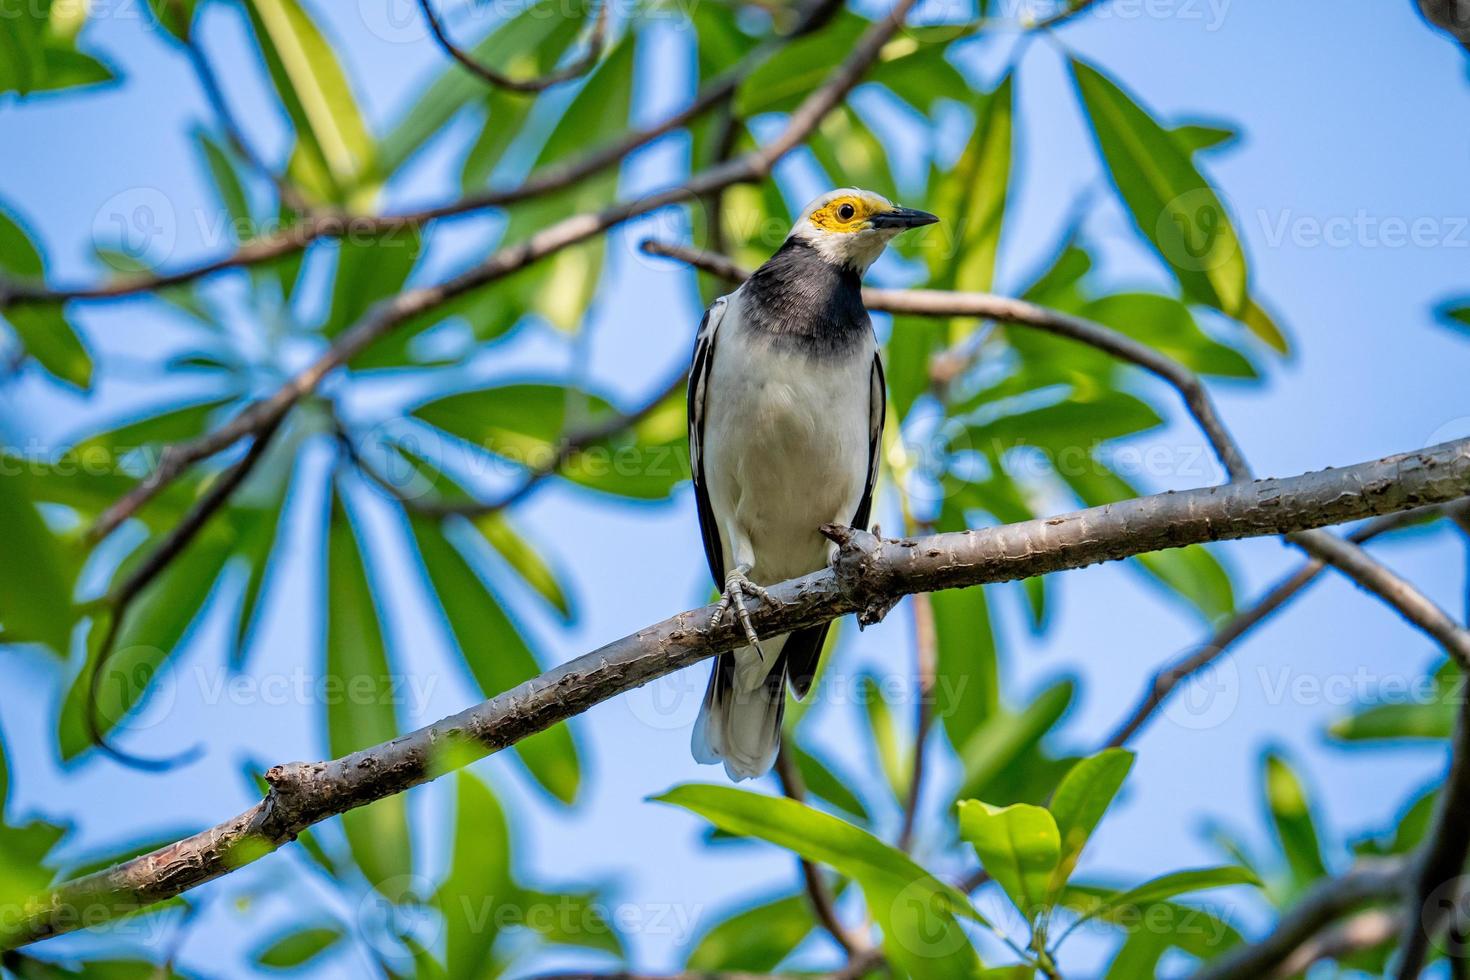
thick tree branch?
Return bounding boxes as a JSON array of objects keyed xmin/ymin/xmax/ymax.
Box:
[
  {"xmin": 416, "ymin": 0, "xmax": 609, "ymax": 94},
  {"xmin": 6, "ymin": 438, "xmax": 1469, "ymax": 950},
  {"xmin": 81, "ymin": 0, "xmax": 919, "ymax": 542},
  {"xmin": 1190, "ymin": 858, "xmax": 1408, "ymax": 980}
]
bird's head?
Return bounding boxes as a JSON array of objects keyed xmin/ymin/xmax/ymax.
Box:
[{"xmin": 786, "ymin": 187, "xmax": 938, "ymax": 273}]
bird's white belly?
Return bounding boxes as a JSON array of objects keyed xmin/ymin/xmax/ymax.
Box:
[{"xmin": 704, "ymin": 326, "xmax": 874, "ymax": 586}]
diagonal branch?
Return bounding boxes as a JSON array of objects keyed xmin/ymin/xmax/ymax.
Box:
[
  {"xmin": 416, "ymin": 0, "xmax": 609, "ymax": 94},
  {"xmin": 6, "ymin": 437, "xmax": 1469, "ymax": 951},
  {"xmin": 80, "ymin": 0, "xmax": 920, "ymax": 543}
]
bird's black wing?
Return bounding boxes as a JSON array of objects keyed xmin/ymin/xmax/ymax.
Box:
[
  {"xmin": 787, "ymin": 350, "xmax": 887, "ymax": 699},
  {"xmin": 688, "ymin": 297, "xmax": 728, "ymax": 585}
]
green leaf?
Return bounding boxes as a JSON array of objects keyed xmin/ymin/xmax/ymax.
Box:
[
  {"xmin": 325, "ymin": 227, "xmax": 422, "ymax": 339},
  {"xmin": 861, "ymin": 673, "xmax": 910, "ymax": 803},
  {"xmin": 470, "ymin": 511, "xmax": 572, "ymax": 620},
  {"xmin": 810, "ymin": 106, "xmax": 898, "ymax": 203},
  {"xmin": 955, "ymin": 679, "xmax": 1075, "ymax": 803},
  {"xmin": 0, "ymin": 205, "xmax": 92, "ymax": 388},
  {"xmin": 438, "ymin": 771, "xmax": 513, "ymax": 980},
  {"xmin": 963, "ymin": 390, "xmax": 1164, "ymax": 453},
  {"xmin": 1435, "ymin": 298, "xmax": 1470, "ymax": 336},
  {"xmin": 145, "ymin": 0, "xmax": 200, "ymax": 41},
  {"xmin": 1170, "ymin": 122, "xmax": 1237, "ymax": 155},
  {"xmin": 58, "ymin": 526, "xmax": 233, "ymax": 759},
  {"xmin": 657, "ymin": 784, "xmax": 983, "ymax": 978},
  {"xmin": 1071, "ymin": 58, "xmax": 1248, "ymax": 319},
  {"xmin": 231, "ymin": 471, "xmax": 294, "ymax": 670},
  {"xmin": 192, "ymin": 129, "xmax": 252, "ymax": 242},
  {"xmin": 931, "ymin": 585, "xmax": 999, "ymax": 752},
  {"xmin": 957, "ymin": 800, "xmax": 1060, "ymax": 918},
  {"xmin": 1263, "ymin": 752, "xmax": 1328, "ymax": 898},
  {"xmin": 1080, "ymin": 293, "xmax": 1255, "ymax": 379},
  {"xmin": 786, "ymin": 738, "xmax": 869, "ymax": 824},
  {"xmin": 1048, "ymin": 749, "xmax": 1134, "ymax": 894},
  {"xmin": 1075, "ymin": 866, "xmax": 1260, "ymax": 927},
  {"xmin": 409, "ymin": 516, "xmax": 579, "ymax": 803},
  {"xmin": 1330, "ymin": 700, "xmax": 1455, "ymax": 742},
  {"xmin": 519, "ymin": 888, "xmax": 623, "ymax": 957},
  {"xmin": 242, "ymin": 0, "xmax": 375, "ymax": 205},
  {"xmin": 326, "ymin": 492, "xmax": 411, "ymax": 890},
  {"xmin": 928, "ymin": 75, "xmax": 1013, "ymax": 306},
  {"xmin": 253, "ymin": 925, "xmax": 344, "ymax": 969},
  {"xmin": 686, "ymin": 891, "xmax": 820, "ymax": 972},
  {"xmin": 0, "ymin": 469, "xmax": 75, "ymax": 654}
]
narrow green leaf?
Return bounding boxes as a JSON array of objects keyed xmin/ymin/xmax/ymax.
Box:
[
  {"xmin": 686, "ymin": 891, "xmax": 819, "ymax": 972},
  {"xmin": 1077, "ymin": 866, "xmax": 1259, "ymax": 927},
  {"xmin": 409, "ymin": 517, "xmax": 579, "ymax": 803},
  {"xmin": 1170, "ymin": 122, "xmax": 1237, "ymax": 155},
  {"xmin": 1330, "ymin": 700, "xmax": 1455, "ymax": 742},
  {"xmin": 861, "ymin": 673, "xmax": 910, "ymax": 803},
  {"xmin": 1048, "ymin": 749, "xmax": 1134, "ymax": 894},
  {"xmin": 1263, "ymin": 752, "xmax": 1328, "ymax": 897},
  {"xmin": 786, "ymin": 738, "xmax": 869, "ymax": 824},
  {"xmin": 1436, "ymin": 298, "xmax": 1470, "ymax": 335},
  {"xmin": 0, "ymin": 469, "xmax": 74, "ymax": 654},
  {"xmin": 324, "ymin": 227, "xmax": 421, "ymax": 339},
  {"xmin": 1071, "ymin": 58, "xmax": 1247, "ymax": 318},
  {"xmin": 956, "ymin": 679, "xmax": 1074, "ymax": 803},
  {"xmin": 437, "ymin": 771, "xmax": 513, "ymax": 980},
  {"xmin": 1080, "ymin": 293, "xmax": 1256, "ymax": 379},
  {"xmin": 928, "ymin": 75, "xmax": 1013, "ymax": 307},
  {"xmin": 471, "ymin": 511, "xmax": 572, "ymax": 620},
  {"xmin": 657, "ymin": 784, "xmax": 983, "ymax": 978},
  {"xmin": 957, "ymin": 800, "xmax": 1060, "ymax": 918},
  {"xmin": 0, "ymin": 206, "xmax": 92, "ymax": 388},
  {"xmin": 931, "ymin": 585, "xmax": 999, "ymax": 752},
  {"xmin": 242, "ymin": 0, "xmax": 374, "ymax": 204},
  {"xmin": 326, "ymin": 492, "xmax": 411, "ymax": 890},
  {"xmin": 253, "ymin": 924, "xmax": 344, "ymax": 969}
]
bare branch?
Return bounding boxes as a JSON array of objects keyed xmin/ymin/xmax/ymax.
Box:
[
  {"xmin": 81, "ymin": 0, "xmax": 920, "ymax": 542},
  {"xmin": 7, "ymin": 437, "xmax": 1469, "ymax": 950},
  {"xmin": 1105, "ymin": 506, "xmax": 1446, "ymax": 747},
  {"xmin": 1274, "ymin": 908, "xmax": 1402, "ymax": 978},
  {"xmin": 1190, "ymin": 858, "xmax": 1408, "ymax": 980},
  {"xmin": 416, "ymin": 0, "xmax": 609, "ymax": 94}
]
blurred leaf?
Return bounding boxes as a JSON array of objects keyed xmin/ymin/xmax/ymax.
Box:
[
  {"xmin": 861, "ymin": 672, "xmax": 910, "ymax": 802},
  {"xmin": 231, "ymin": 474, "xmax": 293, "ymax": 670},
  {"xmin": 1170, "ymin": 122, "xmax": 1237, "ymax": 155},
  {"xmin": 956, "ymin": 679, "xmax": 1074, "ymax": 803},
  {"xmin": 438, "ymin": 771, "xmax": 513, "ymax": 979},
  {"xmin": 409, "ymin": 516, "xmax": 579, "ymax": 803},
  {"xmin": 381, "ymin": 0, "xmax": 590, "ymax": 178},
  {"xmin": 471, "ymin": 511, "xmax": 572, "ymax": 620},
  {"xmin": 0, "ymin": 818, "xmax": 67, "ymax": 914},
  {"xmin": 786, "ymin": 739, "xmax": 869, "ymax": 824},
  {"xmin": 957, "ymin": 800, "xmax": 1059, "ymax": 918},
  {"xmin": 0, "ymin": 0, "xmax": 115, "ymax": 97},
  {"xmin": 657, "ymin": 784, "xmax": 983, "ymax": 977},
  {"xmin": 0, "ymin": 205, "xmax": 92, "ymax": 388},
  {"xmin": 1331, "ymin": 700, "xmax": 1456, "ymax": 742},
  {"xmin": 1436, "ymin": 298, "xmax": 1470, "ymax": 335},
  {"xmin": 1080, "ymin": 293, "xmax": 1255, "ymax": 379},
  {"xmin": 192, "ymin": 129, "xmax": 252, "ymax": 242},
  {"xmin": 1071, "ymin": 58, "xmax": 1247, "ymax": 319},
  {"xmin": 0, "ymin": 469, "xmax": 75, "ymax": 654},
  {"xmin": 325, "ymin": 227, "xmax": 422, "ymax": 339},
  {"xmin": 931, "ymin": 585, "xmax": 999, "ymax": 751},
  {"xmin": 810, "ymin": 106, "xmax": 897, "ymax": 202},
  {"xmin": 686, "ymin": 891, "xmax": 816, "ymax": 972},
  {"xmin": 1263, "ymin": 752, "xmax": 1328, "ymax": 899},
  {"xmin": 928, "ymin": 75, "xmax": 1013, "ymax": 311},
  {"xmin": 1239, "ymin": 295, "xmax": 1290, "ymax": 354},
  {"xmin": 1048, "ymin": 749, "xmax": 1134, "ymax": 894},
  {"xmin": 1022, "ymin": 243, "xmax": 1092, "ymax": 312},
  {"xmin": 1072, "ymin": 866, "xmax": 1259, "ymax": 927},
  {"xmin": 72, "ymin": 396, "xmax": 236, "ymax": 463},
  {"xmin": 145, "ymin": 0, "xmax": 200, "ymax": 41},
  {"xmin": 1058, "ymin": 885, "xmax": 1243, "ymax": 968},
  {"xmin": 326, "ymin": 492, "xmax": 411, "ymax": 890},
  {"xmin": 58, "ymin": 526, "xmax": 233, "ymax": 759},
  {"xmin": 885, "ymin": 317, "xmax": 944, "ymax": 421},
  {"xmin": 253, "ymin": 924, "xmax": 344, "ymax": 969},
  {"xmin": 963, "ymin": 390, "xmax": 1163, "ymax": 453},
  {"xmin": 519, "ymin": 887, "xmax": 622, "ymax": 957},
  {"xmin": 242, "ymin": 0, "xmax": 374, "ymax": 204}
]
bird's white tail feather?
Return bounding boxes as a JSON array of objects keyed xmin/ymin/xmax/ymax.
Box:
[{"xmin": 691, "ymin": 645, "xmax": 787, "ymax": 781}]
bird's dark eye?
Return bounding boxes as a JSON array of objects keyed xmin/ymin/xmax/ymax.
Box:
[{"xmin": 837, "ymin": 203, "xmax": 856, "ymax": 221}]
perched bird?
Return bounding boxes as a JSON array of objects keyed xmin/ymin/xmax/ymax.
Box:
[{"xmin": 687, "ymin": 187, "xmax": 938, "ymax": 780}]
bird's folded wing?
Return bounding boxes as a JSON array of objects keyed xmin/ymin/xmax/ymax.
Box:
[{"xmin": 687, "ymin": 295, "xmax": 728, "ymax": 585}]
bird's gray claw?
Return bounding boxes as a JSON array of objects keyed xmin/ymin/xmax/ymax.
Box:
[{"xmin": 710, "ymin": 569, "xmax": 770, "ymax": 648}]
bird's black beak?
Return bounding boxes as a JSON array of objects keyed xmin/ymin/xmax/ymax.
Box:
[{"xmin": 870, "ymin": 206, "xmax": 940, "ymax": 230}]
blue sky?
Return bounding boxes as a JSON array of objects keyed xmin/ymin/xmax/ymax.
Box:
[{"xmin": 2, "ymin": 0, "xmax": 1469, "ymax": 975}]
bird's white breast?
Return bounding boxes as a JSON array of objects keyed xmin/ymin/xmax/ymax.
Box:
[{"xmin": 702, "ymin": 291, "xmax": 875, "ymax": 585}]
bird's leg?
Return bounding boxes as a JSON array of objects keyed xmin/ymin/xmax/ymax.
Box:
[{"xmin": 710, "ymin": 563, "xmax": 771, "ymax": 649}]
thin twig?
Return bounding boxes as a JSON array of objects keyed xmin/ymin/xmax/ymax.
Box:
[
  {"xmin": 416, "ymin": 0, "xmax": 609, "ymax": 94},
  {"xmin": 1105, "ymin": 506, "xmax": 1444, "ymax": 747},
  {"xmin": 8, "ymin": 436, "xmax": 1470, "ymax": 951},
  {"xmin": 79, "ymin": 0, "xmax": 920, "ymax": 543}
]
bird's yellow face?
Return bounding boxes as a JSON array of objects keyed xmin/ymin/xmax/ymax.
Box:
[
  {"xmin": 790, "ymin": 187, "xmax": 938, "ymax": 271},
  {"xmin": 806, "ymin": 192, "xmax": 891, "ymax": 233}
]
